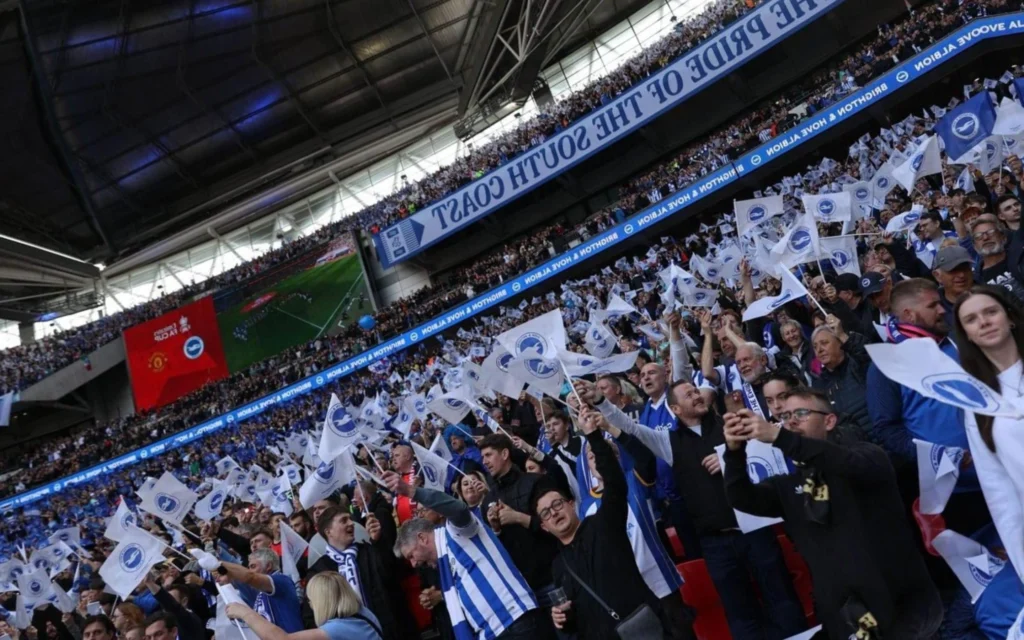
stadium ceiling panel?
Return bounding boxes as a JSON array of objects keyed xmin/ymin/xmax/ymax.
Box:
[{"xmin": 0, "ymin": 0, "xmax": 648, "ymax": 275}]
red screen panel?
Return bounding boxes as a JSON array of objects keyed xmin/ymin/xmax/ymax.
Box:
[{"xmin": 123, "ymin": 296, "xmax": 229, "ymax": 412}]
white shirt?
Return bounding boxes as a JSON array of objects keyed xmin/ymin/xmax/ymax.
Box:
[{"xmin": 964, "ymin": 360, "xmax": 1024, "ymax": 583}]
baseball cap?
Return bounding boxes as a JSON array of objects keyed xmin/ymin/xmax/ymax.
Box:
[
  {"xmin": 931, "ymin": 245, "xmax": 973, "ymax": 272},
  {"xmin": 859, "ymin": 272, "xmax": 885, "ymax": 295},
  {"xmin": 834, "ymin": 273, "xmax": 862, "ymax": 293}
]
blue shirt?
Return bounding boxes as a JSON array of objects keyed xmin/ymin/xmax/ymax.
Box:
[
  {"xmin": 237, "ymin": 573, "xmax": 303, "ymax": 633},
  {"xmin": 322, "ymin": 609, "xmax": 382, "ymax": 640},
  {"xmin": 638, "ymin": 395, "xmax": 679, "ymax": 502}
]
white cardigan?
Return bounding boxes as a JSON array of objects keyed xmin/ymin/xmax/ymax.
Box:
[{"xmin": 964, "ymin": 360, "xmax": 1024, "ymax": 583}]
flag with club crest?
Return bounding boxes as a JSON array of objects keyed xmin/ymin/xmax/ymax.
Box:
[
  {"xmin": 820, "ymin": 236, "xmax": 861, "ymax": 276},
  {"xmin": 318, "ymin": 393, "xmax": 359, "ymax": 462},
  {"xmin": 584, "ymin": 322, "xmax": 616, "ymax": 358},
  {"xmin": 430, "ymin": 432, "xmax": 454, "ymax": 463},
  {"xmin": 770, "ymin": 212, "xmax": 820, "ymax": 269},
  {"xmin": 215, "ymin": 456, "xmax": 241, "ymax": 476},
  {"xmin": 733, "ymin": 195, "xmax": 784, "ymax": 236},
  {"xmin": 194, "ymin": 483, "xmax": 230, "ymax": 521},
  {"xmin": 427, "ymin": 386, "xmax": 474, "ymax": 424},
  {"xmin": 16, "ymin": 568, "xmax": 55, "ymax": 609},
  {"xmin": 138, "ymin": 472, "xmax": 197, "ymax": 524},
  {"xmin": 48, "ymin": 527, "xmax": 80, "ymax": 549},
  {"xmin": 843, "ymin": 181, "xmax": 873, "ymax": 217},
  {"xmin": 954, "ymin": 167, "xmax": 976, "ymax": 193},
  {"xmin": 741, "ymin": 269, "xmax": 809, "ymax": 322},
  {"xmin": 258, "ymin": 476, "xmax": 294, "ymax": 517},
  {"xmin": 913, "ymin": 439, "xmax": 963, "ymax": 515},
  {"xmin": 506, "ymin": 353, "xmax": 565, "ymax": 398},
  {"xmin": 99, "ymin": 528, "xmax": 168, "ymax": 599},
  {"xmin": 278, "ymin": 522, "xmax": 309, "ymax": 585},
  {"xmin": 495, "ymin": 309, "xmax": 567, "ymax": 361},
  {"xmin": 104, "ymin": 500, "xmax": 139, "ymax": 542},
  {"xmin": 802, "ymin": 192, "xmax": 852, "ymax": 223},
  {"xmin": 561, "ymin": 351, "xmax": 640, "ymax": 377},
  {"xmin": 480, "ymin": 347, "xmax": 525, "ymax": 399},
  {"xmin": 871, "ymin": 161, "xmax": 899, "ymax": 205},
  {"xmin": 936, "ymin": 92, "xmax": 997, "ymax": 161},
  {"xmin": 994, "ymin": 95, "xmax": 1024, "ymax": 136},
  {"xmin": 932, "ymin": 529, "xmax": 1006, "ymax": 603},
  {"xmin": 410, "ymin": 441, "xmax": 452, "ymax": 492},
  {"xmin": 865, "ymin": 340, "xmax": 1024, "ymax": 418},
  {"xmin": 299, "ymin": 451, "xmax": 357, "ymax": 509},
  {"xmin": 892, "ymin": 135, "xmax": 941, "ymax": 190},
  {"xmin": 885, "ymin": 208, "xmax": 924, "ymax": 234}
]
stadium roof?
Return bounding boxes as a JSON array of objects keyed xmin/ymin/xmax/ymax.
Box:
[{"xmin": 0, "ymin": 0, "xmax": 649, "ymax": 277}]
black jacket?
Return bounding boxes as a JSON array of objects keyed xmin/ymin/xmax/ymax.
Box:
[
  {"xmin": 553, "ymin": 431, "xmax": 668, "ymax": 639},
  {"xmin": 724, "ymin": 430, "xmax": 939, "ymax": 638},
  {"xmin": 154, "ymin": 587, "xmax": 208, "ymax": 640},
  {"xmin": 480, "ymin": 465, "xmax": 561, "ymax": 589},
  {"xmin": 812, "ymin": 332, "xmax": 871, "ymax": 440},
  {"xmin": 306, "ymin": 542, "xmax": 418, "ymax": 640}
]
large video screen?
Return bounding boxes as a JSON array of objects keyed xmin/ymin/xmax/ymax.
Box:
[
  {"xmin": 123, "ymin": 296, "xmax": 230, "ymax": 411},
  {"xmin": 215, "ymin": 232, "xmax": 374, "ymax": 373}
]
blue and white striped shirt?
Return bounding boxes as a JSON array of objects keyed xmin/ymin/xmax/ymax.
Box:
[{"xmin": 435, "ymin": 513, "xmax": 537, "ymax": 640}]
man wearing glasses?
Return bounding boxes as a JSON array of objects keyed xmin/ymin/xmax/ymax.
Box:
[
  {"xmin": 722, "ymin": 388, "xmax": 942, "ymax": 640},
  {"xmin": 970, "ymin": 214, "xmax": 1024, "ymax": 301}
]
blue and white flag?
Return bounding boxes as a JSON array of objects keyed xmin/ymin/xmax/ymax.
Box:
[
  {"xmin": 843, "ymin": 180, "xmax": 873, "ymax": 217},
  {"xmin": 733, "ymin": 195, "xmax": 784, "ymax": 236},
  {"xmin": 215, "ymin": 456, "xmax": 241, "ymax": 476},
  {"xmin": 936, "ymin": 92, "xmax": 997, "ymax": 161},
  {"xmin": 932, "ymin": 529, "xmax": 1006, "ymax": 603},
  {"xmin": 584, "ymin": 322, "xmax": 616, "ymax": 358},
  {"xmin": 428, "ymin": 386, "xmax": 474, "ymax": 425},
  {"xmin": 99, "ymin": 528, "xmax": 167, "ymax": 599},
  {"xmin": 892, "ymin": 135, "xmax": 942, "ymax": 191},
  {"xmin": 318, "ymin": 393, "xmax": 359, "ymax": 462},
  {"xmin": 885, "ymin": 208, "xmax": 924, "ymax": 234},
  {"xmin": 495, "ymin": 309, "xmax": 567, "ymax": 360},
  {"xmin": 865, "ymin": 340, "xmax": 1024, "ymax": 418},
  {"xmin": 871, "ymin": 161, "xmax": 899, "ymax": 206},
  {"xmin": 741, "ymin": 269, "xmax": 808, "ymax": 321},
  {"xmin": 913, "ymin": 439, "xmax": 962, "ymax": 515},
  {"xmin": 411, "ymin": 441, "xmax": 451, "ymax": 492},
  {"xmin": 994, "ymin": 96, "xmax": 1024, "ymax": 136},
  {"xmin": 954, "ymin": 167, "xmax": 976, "ymax": 193},
  {"xmin": 104, "ymin": 500, "xmax": 139, "ymax": 542},
  {"xmin": 770, "ymin": 211, "xmax": 820, "ymax": 269},
  {"xmin": 714, "ymin": 441, "xmax": 786, "ymax": 533},
  {"xmin": 506, "ymin": 353, "xmax": 565, "ymax": 399},
  {"xmin": 802, "ymin": 192, "xmax": 852, "ymax": 223},
  {"xmin": 820, "ymin": 236, "xmax": 861, "ymax": 277},
  {"xmin": 16, "ymin": 568, "xmax": 55, "ymax": 609},
  {"xmin": 194, "ymin": 483, "xmax": 230, "ymax": 521},
  {"xmin": 138, "ymin": 472, "xmax": 197, "ymax": 525},
  {"xmin": 298, "ymin": 451, "xmax": 356, "ymax": 509}
]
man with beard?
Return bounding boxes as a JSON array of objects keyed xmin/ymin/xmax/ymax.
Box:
[
  {"xmin": 971, "ymin": 214, "xmax": 1024, "ymax": 301},
  {"xmin": 866, "ymin": 278, "xmax": 990, "ymax": 534},
  {"xmin": 576, "ymin": 378, "xmax": 807, "ymax": 640},
  {"xmin": 931, "ymin": 246, "xmax": 976, "ymax": 326}
]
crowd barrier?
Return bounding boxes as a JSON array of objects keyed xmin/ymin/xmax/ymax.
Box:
[
  {"xmin": 372, "ymin": 0, "xmax": 845, "ymax": 267},
  {"xmin": 5, "ymin": 11, "xmax": 1023, "ymax": 512}
]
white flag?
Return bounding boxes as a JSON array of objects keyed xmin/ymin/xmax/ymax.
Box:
[
  {"xmin": 411, "ymin": 441, "xmax": 451, "ymax": 492},
  {"xmin": 892, "ymin": 135, "xmax": 941, "ymax": 190},
  {"xmin": 138, "ymin": 472, "xmax": 197, "ymax": 525},
  {"xmin": 427, "ymin": 387, "xmax": 474, "ymax": 424},
  {"xmin": 885, "ymin": 209, "xmax": 924, "ymax": 234},
  {"xmin": 506, "ymin": 353, "xmax": 565, "ymax": 398},
  {"xmin": 48, "ymin": 527, "xmax": 81, "ymax": 548},
  {"xmin": 682, "ymin": 288, "xmax": 719, "ymax": 308},
  {"xmin": 714, "ymin": 441, "xmax": 786, "ymax": 533},
  {"xmin": 734, "ymin": 195, "xmax": 784, "ymax": 236},
  {"xmin": 430, "ymin": 433, "xmax": 454, "ymax": 463},
  {"xmin": 405, "ymin": 393, "xmax": 429, "ymax": 421},
  {"xmin": 215, "ymin": 456, "xmax": 241, "ymax": 476},
  {"xmin": 741, "ymin": 269, "xmax": 809, "ymax": 321},
  {"xmin": 994, "ymin": 96, "xmax": 1024, "ymax": 136},
  {"xmin": 277, "ymin": 522, "xmax": 309, "ymax": 585},
  {"xmin": 913, "ymin": 439, "xmax": 963, "ymax": 515},
  {"xmin": 932, "ymin": 529, "xmax": 1006, "ymax": 603},
  {"xmin": 13, "ymin": 595, "xmax": 30, "ymax": 630},
  {"xmin": 802, "ymin": 192, "xmax": 852, "ymax": 223},
  {"xmin": 770, "ymin": 212, "xmax": 820, "ymax": 269},
  {"xmin": 865, "ymin": 340, "xmax": 1024, "ymax": 418},
  {"xmin": 104, "ymin": 500, "xmax": 139, "ymax": 542},
  {"xmin": 820, "ymin": 236, "xmax": 861, "ymax": 277},
  {"xmin": 318, "ymin": 393, "xmax": 359, "ymax": 462},
  {"xmin": 495, "ymin": 309, "xmax": 567, "ymax": 360},
  {"xmin": 657, "ymin": 264, "xmax": 696, "ymax": 306},
  {"xmin": 99, "ymin": 528, "xmax": 167, "ymax": 599},
  {"xmin": 194, "ymin": 483, "xmax": 230, "ymax": 521},
  {"xmin": 16, "ymin": 568, "xmax": 55, "ymax": 608},
  {"xmin": 51, "ymin": 582, "xmax": 77, "ymax": 613},
  {"xmin": 561, "ymin": 351, "xmax": 640, "ymax": 377},
  {"xmin": 298, "ymin": 451, "xmax": 356, "ymax": 509},
  {"xmin": 871, "ymin": 161, "xmax": 899, "ymax": 204},
  {"xmin": 480, "ymin": 347, "xmax": 524, "ymax": 399},
  {"xmin": 843, "ymin": 181, "xmax": 873, "ymax": 217},
  {"xmin": 954, "ymin": 167, "xmax": 976, "ymax": 193},
  {"xmin": 257, "ymin": 476, "xmax": 294, "ymax": 517},
  {"xmin": 584, "ymin": 322, "xmax": 616, "ymax": 358}
]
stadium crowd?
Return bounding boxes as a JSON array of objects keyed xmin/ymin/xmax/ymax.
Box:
[
  {"xmin": 0, "ymin": 0, "xmax": 1000, "ymax": 486},
  {"xmin": 0, "ymin": 0, "xmax": 754, "ymax": 396},
  {"xmin": 7, "ymin": 2, "xmax": 1024, "ymax": 638}
]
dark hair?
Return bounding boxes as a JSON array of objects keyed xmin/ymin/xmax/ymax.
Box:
[
  {"xmin": 478, "ymin": 433, "xmax": 514, "ymax": 454},
  {"xmin": 996, "ymin": 193, "xmax": 1021, "ymax": 212},
  {"xmin": 781, "ymin": 387, "xmax": 833, "ymax": 414},
  {"xmin": 315, "ymin": 505, "xmax": 350, "ymax": 537},
  {"xmin": 889, "ymin": 278, "xmax": 938, "ymax": 316},
  {"xmin": 596, "ymin": 375, "xmax": 622, "ymax": 392},
  {"xmin": 144, "ymin": 611, "xmax": 178, "ymax": 633},
  {"xmin": 82, "ymin": 615, "xmax": 116, "ymax": 636},
  {"xmin": 250, "ymin": 527, "xmax": 273, "ymax": 541},
  {"xmin": 964, "ymin": 193, "xmax": 990, "ymax": 210},
  {"xmin": 953, "ymin": 285, "xmax": 1024, "ymax": 451},
  {"xmin": 760, "ymin": 370, "xmax": 805, "ymax": 392},
  {"xmin": 544, "ymin": 409, "xmax": 570, "ymax": 424},
  {"xmin": 528, "ymin": 477, "xmax": 572, "ymax": 516},
  {"xmin": 665, "ymin": 379, "xmax": 699, "ymax": 407},
  {"xmin": 919, "ymin": 210, "xmax": 943, "ymax": 225},
  {"xmin": 167, "ymin": 582, "xmax": 190, "ymax": 603}
]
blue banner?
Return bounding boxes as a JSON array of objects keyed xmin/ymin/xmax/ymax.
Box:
[
  {"xmin": 372, "ymin": 0, "xmax": 844, "ymax": 268},
  {"xmin": 5, "ymin": 12, "xmax": 1024, "ymax": 513}
]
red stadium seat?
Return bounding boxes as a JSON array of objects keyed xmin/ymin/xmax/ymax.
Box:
[
  {"xmin": 665, "ymin": 526, "xmax": 686, "ymax": 560},
  {"xmin": 678, "ymin": 560, "xmax": 732, "ymax": 640},
  {"xmin": 775, "ymin": 534, "xmax": 817, "ymax": 625},
  {"xmin": 399, "ymin": 572, "xmax": 433, "ymax": 630}
]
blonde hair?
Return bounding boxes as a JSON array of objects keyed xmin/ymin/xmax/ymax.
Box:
[{"xmin": 306, "ymin": 572, "xmax": 362, "ymax": 626}]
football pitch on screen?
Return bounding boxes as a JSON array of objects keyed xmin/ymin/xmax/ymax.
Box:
[{"xmin": 217, "ymin": 255, "xmax": 374, "ymax": 372}]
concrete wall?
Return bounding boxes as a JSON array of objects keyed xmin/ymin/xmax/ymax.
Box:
[{"xmin": 19, "ymin": 337, "xmax": 126, "ymax": 403}]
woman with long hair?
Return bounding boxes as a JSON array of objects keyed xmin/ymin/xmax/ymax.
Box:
[
  {"xmin": 111, "ymin": 602, "xmax": 145, "ymax": 638},
  {"xmin": 227, "ymin": 572, "xmax": 382, "ymax": 640},
  {"xmin": 954, "ymin": 285, "xmax": 1024, "ymax": 588}
]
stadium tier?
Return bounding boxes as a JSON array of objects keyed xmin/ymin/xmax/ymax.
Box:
[
  {"xmin": 5, "ymin": 2, "xmax": 1024, "ymax": 638},
  {"xmin": 1, "ymin": 0, "xmax": 1019, "ymax": 508}
]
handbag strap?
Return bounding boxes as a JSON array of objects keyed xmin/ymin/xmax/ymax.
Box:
[
  {"xmin": 560, "ymin": 559, "xmax": 621, "ymax": 621},
  {"xmin": 350, "ymin": 613, "xmax": 384, "ymax": 637}
]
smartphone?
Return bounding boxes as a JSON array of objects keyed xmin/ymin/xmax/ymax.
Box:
[
  {"xmin": 724, "ymin": 390, "xmax": 745, "ymax": 414},
  {"xmin": 87, "ymin": 601, "xmax": 102, "ymax": 615}
]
